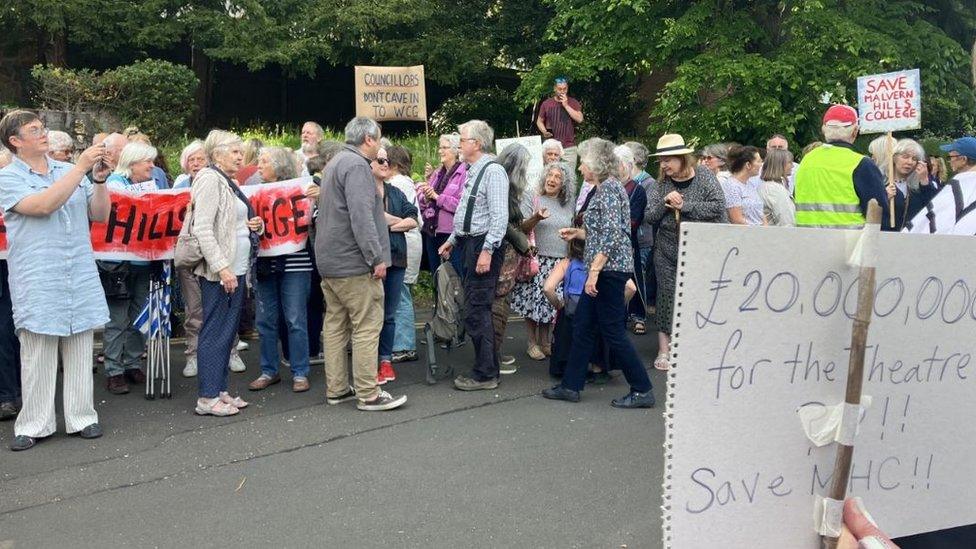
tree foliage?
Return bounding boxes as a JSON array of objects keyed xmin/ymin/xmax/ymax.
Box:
[{"xmin": 518, "ymin": 0, "xmax": 976, "ymax": 146}]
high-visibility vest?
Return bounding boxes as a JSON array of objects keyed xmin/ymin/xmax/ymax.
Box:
[{"xmin": 794, "ymin": 145, "xmax": 865, "ymax": 229}]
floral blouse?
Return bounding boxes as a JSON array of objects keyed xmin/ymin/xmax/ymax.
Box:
[{"xmin": 583, "ymin": 178, "xmax": 634, "ymax": 273}]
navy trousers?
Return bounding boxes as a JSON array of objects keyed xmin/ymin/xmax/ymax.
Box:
[
  {"xmin": 561, "ymin": 271, "xmax": 652, "ymax": 393},
  {"xmin": 459, "ymin": 235, "xmax": 505, "ymax": 381},
  {"xmin": 197, "ymin": 276, "xmax": 244, "ymax": 398},
  {"xmin": 0, "ymin": 260, "xmax": 20, "ymax": 403}
]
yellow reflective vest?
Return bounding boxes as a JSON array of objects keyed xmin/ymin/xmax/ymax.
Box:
[{"xmin": 794, "ymin": 144, "xmax": 866, "ymax": 229}]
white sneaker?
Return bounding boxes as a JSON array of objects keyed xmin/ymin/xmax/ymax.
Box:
[
  {"xmin": 182, "ymin": 356, "xmax": 198, "ymax": 377},
  {"xmin": 236, "ymin": 340, "xmax": 249, "ymax": 351},
  {"xmin": 357, "ymin": 390, "xmax": 407, "ymax": 411},
  {"xmin": 229, "ymin": 354, "xmax": 247, "ymax": 373}
]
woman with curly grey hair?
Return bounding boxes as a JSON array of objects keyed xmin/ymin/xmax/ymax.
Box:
[
  {"xmin": 542, "ymin": 138, "xmax": 654, "ymax": 408},
  {"xmin": 510, "ymin": 161, "xmax": 576, "ymax": 360}
]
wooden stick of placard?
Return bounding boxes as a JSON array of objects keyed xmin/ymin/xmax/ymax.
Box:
[
  {"xmin": 821, "ymin": 199, "xmax": 882, "ymax": 549},
  {"xmin": 887, "ymin": 132, "xmax": 896, "ymax": 228}
]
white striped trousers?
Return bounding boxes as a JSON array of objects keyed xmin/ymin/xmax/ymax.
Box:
[{"xmin": 14, "ymin": 329, "xmax": 98, "ymax": 438}]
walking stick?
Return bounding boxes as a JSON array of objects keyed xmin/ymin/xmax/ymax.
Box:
[
  {"xmin": 820, "ymin": 199, "xmax": 882, "ymax": 549},
  {"xmin": 145, "ymin": 279, "xmax": 156, "ymax": 400},
  {"xmin": 886, "ymin": 132, "xmax": 896, "ymax": 228}
]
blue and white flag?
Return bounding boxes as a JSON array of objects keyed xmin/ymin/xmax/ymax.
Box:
[
  {"xmin": 134, "ymin": 262, "xmax": 172, "ymax": 338},
  {"xmin": 904, "ymin": 172, "xmax": 976, "ymax": 235}
]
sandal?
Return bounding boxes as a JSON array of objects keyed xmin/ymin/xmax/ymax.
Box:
[
  {"xmin": 195, "ymin": 398, "xmax": 239, "ymax": 416},
  {"xmin": 632, "ymin": 320, "xmax": 647, "ymax": 335},
  {"xmin": 219, "ymin": 392, "xmax": 249, "ymax": 409},
  {"xmin": 653, "ymin": 352, "xmax": 670, "ymax": 371}
]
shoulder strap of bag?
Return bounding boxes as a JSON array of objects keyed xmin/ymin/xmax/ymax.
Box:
[{"xmin": 462, "ymin": 161, "xmax": 500, "ymax": 233}]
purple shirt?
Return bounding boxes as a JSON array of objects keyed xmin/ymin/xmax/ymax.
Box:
[
  {"xmin": 539, "ymin": 96, "xmax": 582, "ymax": 148},
  {"xmin": 419, "ymin": 162, "xmax": 467, "ymax": 235}
]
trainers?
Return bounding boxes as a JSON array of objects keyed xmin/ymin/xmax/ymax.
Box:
[
  {"xmin": 326, "ymin": 386, "xmax": 357, "ymax": 405},
  {"xmin": 308, "ymin": 353, "xmax": 325, "ymax": 366},
  {"xmin": 357, "ymin": 390, "xmax": 407, "ymax": 411},
  {"xmin": 500, "ymin": 355, "xmax": 516, "ymax": 365},
  {"xmin": 453, "ymin": 375, "xmax": 499, "ymax": 391},
  {"xmin": 391, "ymin": 350, "xmax": 418, "ymax": 363},
  {"xmin": 124, "ymin": 368, "xmax": 146, "ymax": 384},
  {"xmin": 527, "ymin": 344, "xmax": 546, "ymax": 361},
  {"xmin": 106, "ymin": 374, "xmax": 129, "ymax": 395},
  {"xmin": 541, "ymin": 385, "xmax": 581, "ymax": 403},
  {"xmin": 280, "ymin": 357, "xmax": 291, "ymax": 368},
  {"xmin": 10, "ymin": 435, "xmax": 36, "ymax": 451},
  {"xmin": 379, "ymin": 360, "xmax": 396, "ymax": 383},
  {"xmin": 229, "ymin": 354, "xmax": 246, "ymax": 373},
  {"xmin": 236, "ymin": 340, "xmax": 250, "ymax": 351},
  {"xmin": 611, "ymin": 390, "xmax": 655, "ymax": 409},
  {"xmin": 182, "ymin": 356, "xmax": 198, "ymax": 377},
  {"xmin": 499, "ymin": 359, "xmax": 517, "ymax": 375},
  {"xmin": 78, "ymin": 423, "xmax": 103, "ymax": 439},
  {"xmin": 0, "ymin": 401, "xmax": 19, "ymax": 421}
]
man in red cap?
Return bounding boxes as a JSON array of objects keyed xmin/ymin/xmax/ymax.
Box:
[{"xmin": 793, "ymin": 104, "xmax": 889, "ymax": 228}]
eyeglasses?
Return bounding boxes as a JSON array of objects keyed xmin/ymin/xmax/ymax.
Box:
[
  {"xmin": 375, "ymin": 158, "xmax": 389, "ymax": 165},
  {"xmin": 20, "ymin": 126, "xmax": 48, "ymax": 138},
  {"xmin": 947, "ymin": 154, "xmax": 962, "ymax": 161}
]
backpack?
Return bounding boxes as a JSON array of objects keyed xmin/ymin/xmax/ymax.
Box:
[
  {"xmin": 563, "ymin": 259, "xmax": 588, "ymax": 316},
  {"xmin": 423, "ymin": 261, "xmax": 465, "ymax": 384}
]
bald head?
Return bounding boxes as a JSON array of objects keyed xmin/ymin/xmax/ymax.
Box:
[{"xmin": 102, "ymin": 133, "xmax": 126, "ymax": 169}]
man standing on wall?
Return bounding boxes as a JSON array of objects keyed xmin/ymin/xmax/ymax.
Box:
[{"xmin": 536, "ymin": 77, "xmax": 584, "ymax": 170}]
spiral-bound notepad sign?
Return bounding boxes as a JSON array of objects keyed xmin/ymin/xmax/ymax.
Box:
[{"xmin": 664, "ymin": 223, "xmax": 976, "ymax": 548}]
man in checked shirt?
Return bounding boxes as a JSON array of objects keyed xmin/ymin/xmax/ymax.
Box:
[{"xmin": 438, "ymin": 120, "xmax": 510, "ymax": 391}]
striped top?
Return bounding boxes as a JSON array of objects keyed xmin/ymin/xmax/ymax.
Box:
[{"xmin": 281, "ymin": 249, "xmax": 313, "ymax": 273}]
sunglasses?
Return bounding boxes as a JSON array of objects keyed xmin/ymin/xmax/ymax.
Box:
[{"xmin": 375, "ymin": 158, "xmax": 389, "ymax": 165}]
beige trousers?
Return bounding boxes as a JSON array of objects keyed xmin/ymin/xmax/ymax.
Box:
[
  {"xmin": 15, "ymin": 329, "xmax": 98, "ymax": 438},
  {"xmin": 321, "ymin": 274, "xmax": 384, "ymax": 402}
]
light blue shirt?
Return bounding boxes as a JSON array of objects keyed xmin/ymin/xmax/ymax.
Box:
[
  {"xmin": 449, "ymin": 154, "xmax": 509, "ymax": 251},
  {"xmin": 0, "ymin": 156, "xmax": 109, "ymax": 336}
]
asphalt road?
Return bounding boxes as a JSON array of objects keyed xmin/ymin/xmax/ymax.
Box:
[{"xmin": 0, "ymin": 320, "xmax": 668, "ymax": 549}]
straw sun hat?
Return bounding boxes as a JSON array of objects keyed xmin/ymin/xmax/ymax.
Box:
[{"xmin": 651, "ymin": 134, "xmax": 695, "ymax": 156}]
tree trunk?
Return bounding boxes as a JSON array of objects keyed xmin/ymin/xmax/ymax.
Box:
[
  {"xmin": 42, "ymin": 29, "xmax": 67, "ymax": 67},
  {"xmin": 191, "ymin": 43, "xmax": 213, "ymax": 128}
]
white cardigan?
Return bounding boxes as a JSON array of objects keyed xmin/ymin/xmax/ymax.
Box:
[{"xmin": 387, "ymin": 174, "xmax": 422, "ymax": 284}]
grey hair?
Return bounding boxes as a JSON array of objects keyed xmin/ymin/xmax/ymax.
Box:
[
  {"xmin": 895, "ymin": 138, "xmax": 926, "ymax": 190},
  {"xmin": 542, "ymin": 138, "xmax": 564, "ymax": 156},
  {"xmin": 821, "ymin": 124, "xmax": 857, "ymax": 144},
  {"xmin": 537, "ymin": 161, "xmax": 576, "ymax": 207},
  {"xmin": 760, "ymin": 148, "xmax": 794, "ymax": 185},
  {"xmin": 623, "ymin": 141, "xmax": 649, "ymax": 168},
  {"xmin": 497, "ymin": 143, "xmax": 529, "ymax": 199},
  {"xmin": 260, "ymin": 146, "xmax": 300, "ymax": 182},
  {"xmin": 302, "ymin": 121, "xmax": 324, "ymax": 137},
  {"xmin": 47, "ymin": 130, "xmax": 74, "ymax": 153},
  {"xmin": 203, "ymin": 129, "xmax": 243, "ymax": 162},
  {"xmin": 701, "ymin": 143, "xmax": 729, "ymax": 167},
  {"xmin": 380, "ymin": 137, "xmax": 393, "ymax": 149},
  {"xmin": 102, "ymin": 132, "xmax": 126, "ymax": 153},
  {"xmin": 459, "ymin": 120, "xmax": 494, "ymax": 153},
  {"xmin": 868, "ymin": 136, "xmax": 896, "ymax": 181},
  {"xmin": 613, "ymin": 144, "xmax": 636, "ymax": 179},
  {"xmin": 179, "ymin": 139, "xmax": 205, "ymax": 174},
  {"xmin": 578, "ymin": 137, "xmax": 619, "ymax": 182},
  {"xmin": 439, "ymin": 133, "xmax": 461, "ymax": 156},
  {"xmin": 344, "ymin": 117, "xmax": 381, "ymax": 146},
  {"xmin": 114, "ymin": 142, "xmax": 157, "ymax": 180}
]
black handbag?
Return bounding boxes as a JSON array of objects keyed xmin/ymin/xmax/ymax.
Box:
[{"xmin": 97, "ymin": 261, "xmax": 130, "ymax": 299}]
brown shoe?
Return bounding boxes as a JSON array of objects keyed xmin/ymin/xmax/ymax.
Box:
[
  {"xmin": 292, "ymin": 377, "xmax": 310, "ymax": 393},
  {"xmin": 248, "ymin": 374, "xmax": 281, "ymax": 391},
  {"xmin": 106, "ymin": 374, "xmax": 129, "ymax": 395},
  {"xmin": 124, "ymin": 368, "xmax": 146, "ymax": 384}
]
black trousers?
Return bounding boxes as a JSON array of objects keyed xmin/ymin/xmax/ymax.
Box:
[
  {"xmin": 458, "ymin": 235, "xmax": 505, "ymax": 381},
  {"xmin": 0, "ymin": 260, "xmax": 20, "ymax": 402}
]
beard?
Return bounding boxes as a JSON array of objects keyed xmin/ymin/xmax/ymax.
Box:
[{"xmin": 301, "ymin": 141, "xmax": 318, "ymax": 155}]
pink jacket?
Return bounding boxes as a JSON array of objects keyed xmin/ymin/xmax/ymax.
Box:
[{"xmin": 419, "ymin": 162, "xmax": 467, "ymax": 235}]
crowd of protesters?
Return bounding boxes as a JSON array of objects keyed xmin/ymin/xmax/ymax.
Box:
[{"xmin": 0, "ymin": 75, "xmax": 973, "ymax": 453}]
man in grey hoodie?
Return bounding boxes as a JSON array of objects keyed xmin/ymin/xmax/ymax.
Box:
[{"xmin": 315, "ymin": 117, "xmax": 406, "ymax": 412}]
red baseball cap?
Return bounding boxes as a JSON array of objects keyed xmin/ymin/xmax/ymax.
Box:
[{"xmin": 822, "ymin": 104, "xmax": 858, "ymax": 127}]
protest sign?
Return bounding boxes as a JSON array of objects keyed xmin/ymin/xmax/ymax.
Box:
[
  {"xmin": 0, "ymin": 178, "xmax": 313, "ymax": 261},
  {"xmin": 856, "ymin": 69, "xmax": 921, "ymax": 134},
  {"xmin": 354, "ymin": 65, "xmax": 427, "ymax": 121},
  {"xmin": 495, "ymin": 135, "xmax": 544, "ymax": 188},
  {"xmin": 664, "ymin": 223, "xmax": 976, "ymax": 548}
]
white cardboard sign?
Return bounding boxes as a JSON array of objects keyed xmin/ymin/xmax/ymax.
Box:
[
  {"xmin": 664, "ymin": 223, "xmax": 976, "ymax": 548},
  {"xmin": 495, "ymin": 135, "xmax": 544, "ymax": 187},
  {"xmin": 856, "ymin": 69, "xmax": 921, "ymax": 134}
]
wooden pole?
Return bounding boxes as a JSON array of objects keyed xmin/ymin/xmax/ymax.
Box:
[
  {"xmin": 821, "ymin": 199, "xmax": 882, "ymax": 549},
  {"xmin": 424, "ymin": 119, "xmax": 432, "ymax": 170},
  {"xmin": 887, "ymin": 132, "xmax": 896, "ymax": 228},
  {"xmin": 673, "ymin": 208, "xmax": 680, "ymax": 229}
]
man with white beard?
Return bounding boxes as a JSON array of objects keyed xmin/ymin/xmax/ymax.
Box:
[{"xmin": 296, "ymin": 121, "xmax": 324, "ymax": 175}]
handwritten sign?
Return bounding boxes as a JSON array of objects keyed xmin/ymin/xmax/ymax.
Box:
[
  {"xmin": 856, "ymin": 69, "xmax": 921, "ymax": 134},
  {"xmin": 495, "ymin": 136, "xmax": 544, "ymax": 188},
  {"xmin": 664, "ymin": 223, "xmax": 976, "ymax": 548},
  {"xmin": 0, "ymin": 178, "xmax": 313, "ymax": 261},
  {"xmin": 354, "ymin": 65, "xmax": 427, "ymax": 122}
]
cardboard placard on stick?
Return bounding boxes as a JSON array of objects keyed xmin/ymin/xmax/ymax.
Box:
[
  {"xmin": 856, "ymin": 69, "xmax": 921, "ymax": 134},
  {"xmin": 662, "ymin": 222, "xmax": 976, "ymax": 548},
  {"xmin": 354, "ymin": 65, "xmax": 427, "ymax": 121}
]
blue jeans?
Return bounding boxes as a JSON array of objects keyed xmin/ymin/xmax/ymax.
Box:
[
  {"xmin": 392, "ymin": 282, "xmax": 416, "ymax": 352},
  {"xmin": 256, "ymin": 271, "xmax": 311, "ymax": 378},
  {"xmin": 425, "ymin": 232, "xmax": 464, "ymax": 277},
  {"xmin": 198, "ymin": 276, "xmax": 244, "ymax": 398},
  {"xmin": 561, "ymin": 271, "xmax": 652, "ymax": 393},
  {"xmin": 379, "ymin": 267, "xmax": 406, "ymax": 361}
]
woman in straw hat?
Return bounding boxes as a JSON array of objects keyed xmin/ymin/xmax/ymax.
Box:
[{"xmin": 645, "ymin": 134, "xmax": 727, "ymax": 371}]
